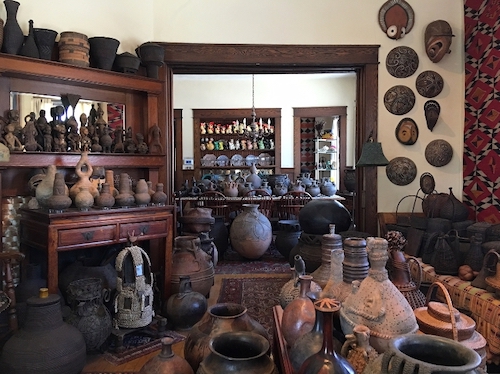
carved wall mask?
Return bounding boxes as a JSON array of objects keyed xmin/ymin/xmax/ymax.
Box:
[
  {"xmin": 425, "ymin": 20, "xmax": 454, "ymax": 63},
  {"xmin": 424, "ymin": 100, "xmax": 440, "ymax": 131},
  {"xmin": 378, "ymin": 0, "xmax": 415, "ymax": 40}
]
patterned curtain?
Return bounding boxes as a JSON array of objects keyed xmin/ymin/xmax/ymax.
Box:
[{"xmin": 463, "ymin": 0, "xmax": 500, "ymax": 223}]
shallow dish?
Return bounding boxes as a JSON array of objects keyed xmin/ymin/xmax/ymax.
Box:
[
  {"xmin": 201, "ymin": 154, "xmax": 216, "ymax": 167},
  {"xmin": 216, "ymin": 155, "xmax": 229, "ymax": 167},
  {"xmin": 231, "ymin": 154, "xmax": 244, "ymax": 166},
  {"xmin": 246, "ymin": 154, "xmax": 258, "ymax": 166}
]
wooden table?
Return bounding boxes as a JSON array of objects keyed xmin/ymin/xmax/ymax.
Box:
[{"xmin": 20, "ymin": 205, "xmax": 174, "ymax": 298}]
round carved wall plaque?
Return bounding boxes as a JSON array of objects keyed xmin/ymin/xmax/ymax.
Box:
[
  {"xmin": 384, "ymin": 85, "xmax": 415, "ymax": 115},
  {"xmin": 416, "ymin": 70, "xmax": 444, "ymax": 98},
  {"xmin": 425, "ymin": 139, "xmax": 453, "ymax": 167},
  {"xmin": 395, "ymin": 117, "xmax": 418, "ymax": 145},
  {"xmin": 386, "ymin": 157, "xmax": 417, "ymax": 186},
  {"xmin": 386, "ymin": 46, "xmax": 419, "ymax": 78}
]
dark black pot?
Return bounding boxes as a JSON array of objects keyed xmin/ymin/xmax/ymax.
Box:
[
  {"xmin": 33, "ymin": 28, "xmax": 58, "ymax": 60},
  {"xmin": 113, "ymin": 51, "xmax": 141, "ymax": 74},
  {"xmin": 2, "ymin": 0, "xmax": 24, "ymax": 55},
  {"xmin": 299, "ymin": 200, "xmax": 352, "ymax": 235},
  {"xmin": 89, "ymin": 36, "xmax": 120, "ymax": 70}
]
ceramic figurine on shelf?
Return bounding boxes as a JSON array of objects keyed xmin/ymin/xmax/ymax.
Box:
[
  {"xmin": 22, "ymin": 112, "xmax": 42, "ymax": 152},
  {"xmin": 136, "ymin": 133, "xmax": 149, "ymax": 154},
  {"xmin": 226, "ymin": 122, "xmax": 233, "ymax": 134},
  {"xmin": 235, "ymin": 139, "xmax": 241, "ymax": 150},
  {"xmin": 200, "ymin": 122, "xmax": 206, "ymax": 134},
  {"xmin": 241, "ymin": 139, "xmax": 247, "ymax": 150},
  {"xmin": 148, "ymin": 123, "xmax": 163, "ymax": 154},
  {"xmin": 214, "ymin": 123, "xmax": 220, "ymax": 134},
  {"xmin": 207, "ymin": 122, "xmax": 214, "ymax": 134},
  {"xmin": 206, "ymin": 138, "xmax": 215, "ymax": 151},
  {"xmin": 228, "ymin": 138, "xmax": 235, "ymax": 150}
]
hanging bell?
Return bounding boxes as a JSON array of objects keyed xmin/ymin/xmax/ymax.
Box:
[{"xmin": 356, "ymin": 136, "xmax": 389, "ymax": 167}]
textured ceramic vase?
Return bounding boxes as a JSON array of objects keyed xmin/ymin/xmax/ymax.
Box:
[
  {"xmin": 152, "ymin": 182, "xmax": 168, "ymax": 205},
  {"xmin": 70, "ymin": 152, "xmax": 98, "ymax": 200},
  {"xmin": 341, "ymin": 324, "xmax": 378, "ymax": 374},
  {"xmin": 246, "ymin": 163, "xmax": 262, "ymax": 188},
  {"xmin": 46, "ymin": 172, "xmax": 72, "ymax": 211},
  {"xmin": 134, "ymin": 178, "xmax": 151, "ymax": 206},
  {"xmin": 340, "ymin": 237, "xmax": 419, "ymax": 353},
  {"xmin": 164, "ymin": 275, "xmax": 207, "ymax": 331},
  {"xmin": 95, "ymin": 182, "xmax": 115, "ymax": 209},
  {"xmin": 74, "ymin": 186, "xmax": 94, "ymax": 211},
  {"xmin": 19, "ymin": 19, "xmax": 39, "ymax": 58},
  {"xmin": 281, "ymin": 275, "xmax": 316, "ymax": 347},
  {"xmin": 183, "ymin": 302, "xmax": 269, "ymax": 372},
  {"xmin": 33, "ymin": 28, "xmax": 57, "ymax": 60},
  {"xmin": 311, "ymin": 224, "xmax": 343, "ymax": 288},
  {"xmin": 197, "ymin": 331, "xmax": 278, "ymax": 374},
  {"xmin": 115, "ymin": 172, "xmax": 135, "ymax": 206},
  {"xmin": 2, "ymin": 0, "xmax": 23, "ymax": 55},
  {"xmin": 229, "ymin": 204, "xmax": 272, "ymax": 259},
  {"xmin": 139, "ymin": 337, "xmax": 194, "ymax": 374},
  {"xmin": 0, "ymin": 291, "xmax": 87, "ymax": 374}
]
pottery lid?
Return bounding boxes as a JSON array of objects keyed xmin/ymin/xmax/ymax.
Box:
[{"xmin": 414, "ymin": 301, "xmax": 476, "ymax": 341}]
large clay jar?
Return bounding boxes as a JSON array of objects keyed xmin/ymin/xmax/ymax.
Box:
[
  {"xmin": 69, "ymin": 152, "xmax": 99, "ymax": 200},
  {"xmin": 363, "ymin": 334, "xmax": 481, "ymax": 374},
  {"xmin": 35, "ymin": 164, "xmax": 58, "ymax": 208},
  {"xmin": 281, "ymin": 275, "xmax": 316, "ymax": 347},
  {"xmin": 183, "ymin": 302, "xmax": 269, "ymax": 372},
  {"xmin": 139, "ymin": 336, "xmax": 194, "ymax": 374},
  {"xmin": 320, "ymin": 178, "xmax": 338, "ymax": 197},
  {"xmin": 164, "ymin": 275, "xmax": 207, "ymax": 331},
  {"xmin": 229, "ymin": 204, "xmax": 272, "ymax": 259},
  {"xmin": 74, "ymin": 186, "xmax": 94, "ymax": 211},
  {"xmin": 47, "ymin": 172, "xmax": 73, "ymax": 211},
  {"xmin": 170, "ymin": 235, "xmax": 214, "ymax": 297},
  {"xmin": 134, "ymin": 178, "xmax": 151, "ymax": 206},
  {"xmin": 340, "ymin": 237, "xmax": 419, "ymax": 353},
  {"xmin": 0, "ymin": 290, "xmax": 87, "ymax": 374},
  {"xmin": 115, "ymin": 172, "xmax": 135, "ymax": 207},
  {"xmin": 223, "ymin": 180, "xmax": 239, "ymax": 197},
  {"xmin": 297, "ymin": 298, "xmax": 355, "ymax": 374},
  {"xmin": 275, "ymin": 219, "xmax": 302, "ymax": 261},
  {"xmin": 65, "ymin": 277, "xmax": 112, "ymax": 352},
  {"xmin": 198, "ymin": 331, "xmax": 278, "ymax": 374},
  {"xmin": 2, "ymin": 0, "xmax": 23, "ymax": 55},
  {"xmin": 311, "ymin": 224, "xmax": 343, "ymax": 288}
]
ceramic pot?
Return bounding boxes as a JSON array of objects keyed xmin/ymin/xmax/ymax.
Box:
[
  {"xmin": 290, "ymin": 232, "xmax": 323, "ymax": 273},
  {"xmin": 297, "ymin": 298, "xmax": 355, "ymax": 374},
  {"xmin": 47, "ymin": 172, "xmax": 72, "ymax": 211},
  {"xmin": 104, "ymin": 169, "xmax": 118, "ymax": 197},
  {"xmin": 74, "ymin": 186, "xmax": 94, "ymax": 211},
  {"xmin": 35, "ymin": 165, "xmax": 57, "ymax": 208},
  {"xmin": 65, "ymin": 278, "xmax": 112, "ymax": 352},
  {"xmin": 115, "ymin": 172, "xmax": 135, "ymax": 206},
  {"xmin": 70, "ymin": 152, "xmax": 98, "ymax": 200},
  {"xmin": 0, "ymin": 291, "xmax": 87, "ymax": 374},
  {"xmin": 134, "ymin": 178, "xmax": 151, "ymax": 206},
  {"xmin": 341, "ymin": 324, "xmax": 378, "ymax": 374},
  {"xmin": 2, "ymin": 0, "xmax": 23, "ymax": 55},
  {"xmin": 19, "ymin": 19, "xmax": 39, "ymax": 58},
  {"xmin": 281, "ymin": 275, "xmax": 316, "ymax": 347},
  {"xmin": 229, "ymin": 204, "xmax": 272, "ymax": 260},
  {"xmin": 114, "ymin": 51, "xmax": 141, "ymax": 74},
  {"xmin": 139, "ymin": 337, "xmax": 194, "ymax": 374},
  {"xmin": 311, "ymin": 224, "xmax": 343, "ymax": 288},
  {"xmin": 340, "ymin": 237, "xmax": 418, "ymax": 353},
  {"xmin": 170, "ymin": 235, "xmax": 214, "ymax": 297},
  {"xmin": 88, "ymin": 36, "xmax": 119, "ymax": 70},
  {"xmin": 299, "ymin": 199, "xmax": 352, "ymax": 235},
  {"xmin": 95, "ymin": 182, "xmax": 115, "ymax": 209},
  {"xmin": 179, "ymin": 207, "xmax": 215, "ymax": 234},
  {"xmin": 273, "ymin": 182, "xmax": 288, "ymax": 196},
  {"xmin": 33, "ymin": 28, "xmax": 57, "ymax": 60},
  {"xmin": 183, "ymin": 302, "xmax": 269, "ymax": 372},
  {"xmin": 198, "ymin": 331, "xmax": 278, "ymax": 374},
  {"xmin": 135, "ymin": 42, "xmax": 164, "ymax": 78},
  {"xmin": 306, "ymin": 180, "xmax": 321, "ymax": 197},
  {"xmin": 344, "ymin": 169, "xmax": 356, "ymax": 192},
  {"xmin": 267, "ymin": 174, "xmax": 290, "ymax": 190},
  {"xmin": 320, "ymin": 179, "xmax": 337, "ymax": 196},
  {"xmin": 164, "ymin": 275, "xmax": 207, "ymax": 331},
  {"xmin": 275, "ymin": 219, "xmax": 302, "ymax": 261},
  {"xmin": 223, "ymin": 181, "xmax": 239, "ymax": 197},
  {"xmin": 152, "ymin": 182, "xmax": 168, "ymax": 205},
  {"xmin": 364, "ymin": 334, "xmax": 481, "ymax": 374},
  {"xmin": 246, "ymin": 163, "xmax": 262, "ymax": 188}
]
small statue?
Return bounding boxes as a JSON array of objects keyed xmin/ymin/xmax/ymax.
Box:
[
  {"xmin": 124, "ymin": 126, "xmax": 136, "ymax": 153},
  {"xmin": 22, "ymin": 112, "xmax": 42, "ymax": 151},
  {"xmin": 113, "ymin": 127, "xmax": 125, "ymax": 153},
  {"xmin": 99, "ymin": 125, "xmax": 113, "ymax": 153},
  {"xmin": 136, "ymin": 133, "xmax": 148, "ymax": 154},
  {"xmin": 148, "ymin": 123, "xmax": 163, "ymax": 154},
  {"xmin": 66, "ymin": 117, "xmax": 81, "ymax": 152},
  {"xmin": 2, "ymin": 123, "xmax": 24, "ymax": 151},
  {"xmin": 88, "ymin": 103, "xmax": 97, "ymax": 127},
  {"xmin": 80, "ymin": 126, "xmax": 91, "ymax": 153},
  {"xmin": 53, "ymin": 132, "xmax": 67, "ymax": 153}
]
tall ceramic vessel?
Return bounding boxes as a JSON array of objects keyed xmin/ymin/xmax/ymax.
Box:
[
  {"xmin": 2, "ymin": 0, "xmax": 23, "ymax": 55},
  {"xmin": 70, "ymin": 152, "xmax": 98, "ymax": 200},
  {"xmin": 340, "ymin": 237, "xmax": 419, "ymax": 353},
  {"xmin": 183, "ymin": 302, "xmax": 269, "ymax": 372},
  {"xmin": 311, "ymin": 224, "xmax": 343, "ymax": 288},
  {"xmin": 115, "ymin": 172, "xmax": 135, "ymax": 206},
  {"xmin": 0, "ymin": 290, "xmax": 87, "ymax": 374},
  {"xmin": 229, "ymin": 204, "xmax": 272, "ymax": 259}
]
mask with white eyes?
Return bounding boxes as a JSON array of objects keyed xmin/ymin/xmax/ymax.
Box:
[{"xmin": 378, "ymin": 0, "xmax": 414, "ymax": 40}]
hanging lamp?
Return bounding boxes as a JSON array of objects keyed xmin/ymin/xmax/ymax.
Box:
[{"xmin": 356, "ymin": 131, "xmax": 389, "ymax": 167}]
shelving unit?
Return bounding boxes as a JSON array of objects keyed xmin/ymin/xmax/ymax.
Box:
[
  {"xmin": 193, "ymin": 108, "xmax": 281, "ymax": 180},
  {"xmin": 314, "ymin": 138, "xmax": 338, "ymax": 183}
]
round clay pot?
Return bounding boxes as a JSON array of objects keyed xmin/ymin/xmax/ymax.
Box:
[{"xmin": 139, "ymin": 336, "xmax": 194, "ymax": 374}]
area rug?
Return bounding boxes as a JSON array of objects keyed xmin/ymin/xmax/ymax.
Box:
[
  {"xmin": 215, "ymin": 244, "xmax": 290, "ymax": 274},
  {"xmin": 216, "ymin": 275, "xmax": 290, "ymax": 347}
]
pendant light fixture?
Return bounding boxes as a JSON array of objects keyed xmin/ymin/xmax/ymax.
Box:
[
  {"xmin": 356, "ymin": 131, "xmax": 389, "ymax": 167},
  {"xmin": 239, "ymin": 74, "xmax": 272, "ymax": 140}
]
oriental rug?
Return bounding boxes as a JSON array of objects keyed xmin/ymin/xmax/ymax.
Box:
[{"xmin": 216, "ymin": 275, "xmax": 290, "ymax": 348}]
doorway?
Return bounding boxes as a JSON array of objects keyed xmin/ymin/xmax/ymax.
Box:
[{"xmin": 161, "ymin": 43, "xmax": 380, "ymax": 234}]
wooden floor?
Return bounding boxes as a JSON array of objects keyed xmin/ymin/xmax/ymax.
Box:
[{"xmin": 81, "ymin": 273, "xmax": 261, "ymax": 373}]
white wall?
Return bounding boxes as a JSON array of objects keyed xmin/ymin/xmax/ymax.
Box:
[
  {"xmin": 7, "ymin": 0, "xmax": 464, "ymax": 213},
  {"xmin": 173, "ymin": 73, "xmax": 357, "ymax": 168}
]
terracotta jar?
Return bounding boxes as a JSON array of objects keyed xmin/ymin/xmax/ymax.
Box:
[
  {"xmin": 95, "ymin": 182, "xmax": 115, "ymax": 209},
  {"xmin": 246, "ymin": 163, "xmax": 262, "ymax": 189},
  {"xmin": 152, "ymin": 182, "xmax": 168, "ymax": 205},
  {"xmin": 197, "ymin": 331, "xmax": 278, "ymax": 374},
  {"xmin": 178, "ymin": 207, "xmax": 215, "ymax": 234},
  {"xmin": 47, "ymin": 172, "xmax": 72, "ymax": 211},
  {"xmin": 335, "ymin": 237, "xmax": 369, "ymax": 302},
  {"xmin": 74, "ymin": 186, "xmax": 94, "ymax": 211},
  {"xmin": 281, "ymin": 275, "xmax": 316, "ymax": 347},
  {"xmin": 139, "ymin": 336, "xmax": 194, "ymax": 374},
  {"xmin": 134, "ymin": 178, "xmax": 151, "ymax": 206},
  {"xmin": 183, "ymin": 302, "xmax": 269, "ymax": 372},
  {"xmin": 229, "ymin": 204, "xmax": 272, "ymax": 259},
  {"xmin": 170, "ymin": 235, "xmax": 214, "ymax": 297},
  {"xmin": 341, "ymin": 324, "xmax": 378, "ymax": 374},
  {"xmin": 164, "ymin": 275, "xmax": 207, "ymax": 331},
  {"xmin": 311, "ymin": 224, "xmax": 343, "ymax": 288},
  {"xmin": 291, "ymin": 232, "xmax": 323, "ymax": 273},
  {"xmin": 340, "ymin": 237, "xmax": 418, "ymax": 353},
  {"xmin": 115, "ymin": 172, "xmax": 135, "ymax": 207},
  {"xmin": 104, "ymin": 169, "xmax": 118, "ymax": 197},
  {"xmin": 69, "ymin": 151, "xmax": 98, "ymax": 200},
  {"xmin": 35, "ymin": 164, "xmax": 57, "ymax": 209}
]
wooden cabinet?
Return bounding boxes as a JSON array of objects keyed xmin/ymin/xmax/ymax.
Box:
[{"xmin": 193, "ymin": 108, "xmax": 281, "ymax": 181}]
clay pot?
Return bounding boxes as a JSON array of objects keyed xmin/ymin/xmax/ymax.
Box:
[
  {"xmin": 115, "ymin": 172, "xmax": 135, "ymax": 206},
  {"xmin": 246, "ymin": 163, "xmax": 262, "ymax": 188},
  {"xmin": 229, "ymin": 204, "xmax": 272, "ymax": 259},
  {"xmin": 0, "ymin": 291, "xmax": 87, "ymax": 374},
  {"xmin": 164, "ymin": 275, "xmax": 207, "ymax": 331},
  {"xmin": 114, "ymin": 52, "xmax": 141, "ymax": 74},
  {"xmin": 170, "ymin": 235, "xmax": 214, "ymax": 297},
  {"xmin": 47, "ymin": 172, "xmax": 72, "ymax": 211},
  {"xmin": 311, "ymin": 224, "xmax": 343, "ymax": 288},
  {"xmin": 70, "ymin": 152, "xmax": 98, "ymax": 200},
  {"xmin": 139, "ymin": 336, "xmax": 194, "ymax": 374},
  {"xmin": 320, "ymin": 179, "xmax": 337, "ymax": 196},
  {"xmin": 152, "ymin": 182, "xmax": 168, "ymax": 205},
  {"xmin": 306, "ymin": 180, "xmax": 321, "ymax": 197},
  {"xmin": 178, "ymin": 207, "xmax": 215, "ymax": 234},
  {"xmin": 281, "ymin": 275, "xmax": 316, "ymax": 347},
  {"xmin": 275, "ymin": 219, "xmax": 302, "ymax": 261},
  {"xmin": 223, "ymin": 181, "xmax": 239, "ymax": 197},
  {"xmin": 35, "ymin": 165, "xmax": 57, "ymax": 208},
  {"xmin": 88, "ymin": 36, "xmax": 120, "ymax": 70},
  {"xmin": 183, "ymin": 302, "xmax": 269, "ymax": 372},
  {"xmin": 299, "ymin": 199, "xmax": 352, "ymax": 235},
  {"xmin": 290, "ymin": 232, "xmax": 323, "ymax": 273},
  {"xmin": 104, "ymin": 169, "xmax": 118, "ymax": 197},
  {"xmin": 134, "ymin": 178, "xmax": 151, "ymax": 206},
  {"xmin": 344, "ymin": 168, "xmax": 356, "ymax": 192},
  {"xmin": 74, "ymin": 186, "xmax": 94, "ymax": 211},
  {"xmin": 341, "ymin": 324, "xmax": 378, "ymax": 374},
  {"xmin": 95, "ymin": 182, "xmax": 115, "ymax": 209},
  {"xmin": 198, "ymin": 331, "xmax": 277, "ymax": 374}
]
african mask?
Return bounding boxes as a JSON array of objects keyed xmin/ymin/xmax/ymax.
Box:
[
  {"xmin": 379, "ymin": 0, "xmax": 415, "ymax": 40},
  {"xmin": 424, "ymin": 100, "xmax": 440, "ymax": 131},
  {"xmin": 425, "ymin": 20, "xmax": 454, "ymax": 63}
]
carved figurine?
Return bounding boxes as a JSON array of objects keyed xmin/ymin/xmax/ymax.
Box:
[
  {"xmin": 53, "ymin": 132, "xmax": 67, "ymax": 152},
  {"xmin": 148, "ymin": 123, "xmax": 163, "ymax": 154},
  {"xmin": 2, "ymin": 123, "xmax": 24, "ymax": 151},
  {"xmin": 136, "ymin": 133, "xmax": 149, "ymax": 154},
  {"xmin": 7, "ymin": 109, "xmax": 22, "ymax": 140},
  {"xmin": 80, "ymin": 126, "xmax": 91, "ymax": 153},
  {"xmin": 99, "ymin": 125, "xmax": 113, "ymax": 153},
  {"xmin": 88, "ymin": 103, "xmax": 97, "ymax": 127},
  {"xmin": 66, "ymin": 117, "xmax": 81, "ymax": 152},
  {"xmin": 124, "ymin": 127, "xmax": 136, "ymax": 153},
  {"xmin": 113, "ymin": 127, "xmax": 125, "ymax": 153},
  {"xmin": 22, "ymin": 112, "xmax": 42, "ymax": 151}
]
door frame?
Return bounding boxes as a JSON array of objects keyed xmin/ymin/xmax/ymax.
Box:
[{"xmin": 161, "ymin": 42, "xmax": 380, "ymax": 234}]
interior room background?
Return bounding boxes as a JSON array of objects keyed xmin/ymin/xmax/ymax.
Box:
[{"xmin": 8, "ymin": 0, "xmax": 495, "ymax": 221}]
